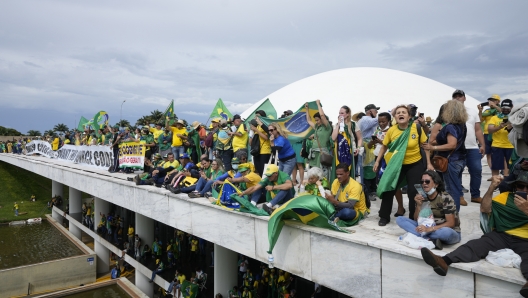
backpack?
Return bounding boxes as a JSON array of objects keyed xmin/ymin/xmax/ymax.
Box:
[
  {"xmin": 250, "ymin": 134, "xmax": 261, "ymax": 156},
  {"xmin": 205, "ymin": 130, "xmax": 216, "ymax": 148}
]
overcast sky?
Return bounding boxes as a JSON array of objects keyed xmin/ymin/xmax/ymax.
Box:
[{"xmin": 1, "ymin": 0, "xmax": 527, "ymax": 134}]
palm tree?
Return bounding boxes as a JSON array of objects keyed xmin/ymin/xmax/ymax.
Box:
[
  {"xmin": 116, "ymin": 120, "xmax": 131, "ymax": 128},
  {"xmin": 149, "ymin": 109, "xmax": 164, "ymax": 124},
  {"xmin": 43, "ymin": 129, "xmax": 54, "ymax": 136},
  {"xmin": 53, "ymin": 123, "xmax": 69, "ymax": 132},
  {"xmin": 136, "ymin": 116, "xmax": 150, "ymax": 126},
  {"xmin": 27, "ymin": 130, "xmax": 42, "ymax": 136}
]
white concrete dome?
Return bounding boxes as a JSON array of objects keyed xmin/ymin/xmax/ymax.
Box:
[{"xmin": 241, "ymin": 67, "xmax": 480, "ymax": 122}]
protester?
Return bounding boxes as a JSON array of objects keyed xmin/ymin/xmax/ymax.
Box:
[
  {"xmin": 240, "ymin": 164, "xmax": 294, "ymax": 215},
  {"xmin": 166, "ymin": 119, "xmax": 188, "ymax": 159},
  {"xmin": 230, "ymin": 114, "xmax": 248, "ymax": 155},
  {"xmin": 479, "ymin": 94, "xmax": 502, "ymax": 168},
  {"xmin": 374, "ymin": 104, "xmax": 432, "ymax": 226},
  {"xmin": 305, "ymin": 100, "xmax": 332, "ymax": 178},
  {"xmin": 303, "ymin": 167, "xmax": 329, "ymax": 196},
  {"xmin": 268, "ymin": 123, "xmax": 296, "ymax": 176},
  {"xmin": 488, "ymin": 99, "xmax": 514, "ymax": 177},
  {"xmin": 250, "ymin": 111, "xmax": 271, "ymax": 176},
  {"xmin": 359, "ymin": 104, "xmax": 380, "ymax": 198},
  {"xmin": 158, "ymin": 127, "xmax": 173, "ymax": 158},
  {"xmin": 424, "ymin": 100, "xmax": 468, "ymax": 210},
  {"xmin": 216, "ymin": 119, "xmax": 235, "ymax": 171},
  {"xmin": 332, "ymin": 105, "xmax": 362, "ymax": 176},
  {"xmin": 420, "ymin": 174, "xmax": 528, "ymax": 297}
]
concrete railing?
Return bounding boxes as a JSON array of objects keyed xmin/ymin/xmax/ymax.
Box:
[{"xmin": 1, "ymin": 154, "xmax": 526, "ymax": 298}]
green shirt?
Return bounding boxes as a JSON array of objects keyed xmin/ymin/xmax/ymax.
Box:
[
  {"xmin": 158, "ymin": 133, "xmax": 172, "ymax": 151},
  {"xmin": 141, "ymin": 134, "xmax": 155, "ymax": 151},
  {"xmin": 104, "ymin": 132, "xmax": 113, "ymax": 145},
  {"xmin": 258, "ymin": 171, "xmax": 294, "ymax": 202}
]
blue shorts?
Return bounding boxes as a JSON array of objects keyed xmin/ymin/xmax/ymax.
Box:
[
  {"xmin": 491, "ymin": 147, "xmax": 513, "ymax": 170},
  {"xmin": 484, "ymin": 134, "xmax": 492, "ymax": 154}
]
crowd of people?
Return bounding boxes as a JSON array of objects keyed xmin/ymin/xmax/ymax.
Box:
[{"xmin": 4, "ymin": 91, "xmax": 528, "ymax": 296}]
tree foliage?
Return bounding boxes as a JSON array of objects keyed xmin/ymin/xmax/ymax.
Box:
[
  {"xmin": 27, "ymin": 130, "xmax": 42, "ymax": 136},
  {"xmin": 0, "ymin": 126, "xmax": 22, "ymax": 136},
  {"xmin": 53, "ymin": 123, "xmax": 69, "ymax": 132}
]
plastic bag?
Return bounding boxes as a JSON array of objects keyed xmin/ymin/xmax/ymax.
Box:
[
  {"xmin": 417, "ymin": 201, "xmax": 436, "ymax": 236},
  {"xmin": 485, "ymin": 249, "xmax": 521, "ymax": 268},
  {"xmin": 398, "ymin": 232, "xmax": 435, "ymax": 250}
]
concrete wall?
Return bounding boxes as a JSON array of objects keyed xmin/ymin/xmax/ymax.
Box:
[
  {"xmin": 0, "ymin": 216, "xmax": 96, "ymax": 297},
  {"xmin": 2, "ymin": 155, "xmax": 526, "ymax": 298},
  {"xmin": 32, "ymin": 278, "xmax": 149, "ymax": 298}
]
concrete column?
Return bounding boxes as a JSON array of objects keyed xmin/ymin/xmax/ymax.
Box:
[
  {"xmin": 51, "ymin": 180, "xmax": 64, "ymax": 223},
  {"xmin": 69, "ymin": 187, "xmax": 82, "ymax": 240},
  {"xmin": 94, "ymin": 240, "xmax": 110, "ymax": 274},
  {"xmin": 94, "ymin": 197, "xmax": 109, "ymax": 231},
  {"xmin": 214, "ymin": 244, "xmax": 238, "ymax": 295},
  {"xmin": 135, "ymin": 271, "xmax": 154, "ymax": 298},
  {"xmin": 135, "ymin": 213, "xmax": 154, "ymax": 253}
]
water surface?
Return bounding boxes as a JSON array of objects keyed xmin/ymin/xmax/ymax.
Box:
[{"xmin": 0, "ymin": 220, "xmax": 83, "ymax": 269}]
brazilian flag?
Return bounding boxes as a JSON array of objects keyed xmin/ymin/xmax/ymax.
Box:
[
  {"xmin": 209, "ymin": 98, "xmax": 233, "ymax": 121},
  {"xmin": 267, "ymin": 194, "xmax": 359, "ymax": 254},
  {"xmin": 77, "ymin": 116, "xmax": 89, "ymax": 131},
  {"xmin": 488, "ymin": 192, "xmax": 528, "ymax": 234},
  {"xmin": 376, "ymin": 125, "xmax": 411, "ymax": 198},
  {"xmin": 181, "ymin": 280, "xmax": 199, "ymax": 298},
  {"xmin": 244, "ymin": 98, "xmax": 277, "ymax": 125},
  {"xmin": 259, "ymin": 101, "xmax": 319, "ymax": 143},
  {"xmin": 212, "ymin": 180, "xmax": 241, "ymax": 210}
]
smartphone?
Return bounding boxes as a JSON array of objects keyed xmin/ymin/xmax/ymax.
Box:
[
  {"xmin": 371, "ymin": 135, "xmax": 378, "ymax": 140},
  {"xmin": 414, "ymin": 184, "xmax": 428, "ymax": 198},
  {"xmin": 516, "ymin": 191, "xmax": 527, "ymax": 200},
  {"xmin": 480, "ymin": 102, "xmax": 489, "ymax": 107},
  {"xmin": 503, "ymin": 118, "xmax": 509, "ymax": 123},
  {"xmin": 419, "ymin": 113, "xmax": 424, "ymax": 117}
]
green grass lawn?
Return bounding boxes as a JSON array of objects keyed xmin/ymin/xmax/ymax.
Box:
[{"xmin": 0, "ymin": 161, "xmax": 90, "ymax": 223}]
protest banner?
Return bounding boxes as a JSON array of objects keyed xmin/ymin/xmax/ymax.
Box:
[
  {"xmin": 25, "ymin": 141, "xmax": 114, "ymax": 169},
  {"xmin": 118, "ymin": 141, "xmax": 145, "ymax": 169}
]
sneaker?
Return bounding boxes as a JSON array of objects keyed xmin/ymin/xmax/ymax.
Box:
[
  {"xmin": 204, "ymin": 192, "xmax": 213, "ymax": 198},
  {"xmin": 462, "ymin": 187, "xmax": 469, "ymax": 193},
  {"xmin": 401, "ymin": 186, "xmax": 407, "ymax": 194},
  {"xmin": 420, "ymin": 248, "xmax": 448, "ymax": 276},
  {"xmin": 263, "ymin": 204, "xmax": 273, "ymax": 215},
  {"xmin": 127, "ymin": 177, "xmax": 134, "ymax": 182},
  {"xmin": 433, "ymin": 238, "xmax": 443, "ymax": 250},
  {"xmin": 369, "ymin": 194, "xmax": 378, "ymax": 201}
]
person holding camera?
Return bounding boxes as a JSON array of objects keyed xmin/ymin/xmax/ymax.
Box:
[{"xmin": 487, "ymin": 99, "xmax": 514, "ymax": 177}]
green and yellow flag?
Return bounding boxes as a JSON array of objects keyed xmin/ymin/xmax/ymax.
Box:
[
  {"xmin": 244, "ymin": 98, "xmax": 277, "ymax": 125},
  {"xmin": 164, "ymin": 99, "xmax": 175, "ymax": 119},
  {"xmin": 209, "ymin": 98, "xmax": 233, "ymax": 121},
  {"xmin": 77, "ymin": 116, "xmax": 89, "ymax": 131},
  {"xmin": 259, "ymin": 101, "xmax": 319, "ymax": 143},
  {"xmin": 376, "ymin": 126, "xmax": 411, "ymax": 198},
  {"xmin": 181, "ymin": 280, "xmax": 199, "ymax": 298},
  {"xmin": 267, "ymin": 194, "xmax": 356, "ymax": 254}
]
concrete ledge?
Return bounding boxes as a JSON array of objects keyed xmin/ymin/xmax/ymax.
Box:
[
  {"xmin": 32, "ymin": 278, "xmax": 149, "ymax": 298},
  {"xmin": 2, "ymin": 154, "xmax": 526, "ymax": 297}
]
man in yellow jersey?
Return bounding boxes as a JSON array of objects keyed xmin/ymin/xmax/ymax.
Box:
[
  {"xmin": 230, "ymin": 114, "xmax": 249, "ymax": 154},
  {"xmin": 325, "ymin": 163, "xmax": 368, "ymax": 222},
  {"xmin": 227, "ymin": 163, "xmax": 262, "ymax": 191},
  {"xmin": 166, "ymin": 119, "xmax": 188, "ymax": 159},
  {"xmin": 127, "ymin": 224, "xmax": 134, "ymax": 248},
  {"xmin": 421, "ymin": 173, "xmax": 528, "ymax": 297},
  {"xmin": 479, "ymin": 94, "xmax": 502, "ymax": 168},
  {"xmin": 488, "ymin": 99, "xmax": 514, "ymax": 177}
]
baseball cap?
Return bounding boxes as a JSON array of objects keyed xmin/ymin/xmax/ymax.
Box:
[
  {"xmin": 501, "ymin": 99, "xmax": 513, "ymax": 108},
  {"xmin": 238, "ymin": 163, "xmax": 250, "ymax": 172},
  {"xmin": 506, "ymin": 171, "xmax": 528, "ymax": 185},
  {"xmin": 231, "ymin": 157, "xmax": 240, "ymax": 164},
  {"xmin": 233, "ymin": 114, "xmax": 242, "ymax": 120},
  {"xmin": 180, "ymin": 153, "xmax": 190, "ymax": 159},
  {"xmin": 452, "ymin": 89, "xmax": 465, "ymax": 97},
  {"xmin": 211, "ymin": 117, "xmax": 222, "ymax": 123},
  {"xmin": 283, "ymin": 110, "xmax": 293, "ymax": 115},
  {"xmin": 364, "ymin": 104, "xmax": 380, "ymax": 111},
  {"xmin": 264, "ymin": 164, "xmax": 279, "ymax": 176},
  {"xmin": 488, "ymin": 94, "xmax": 501, "ymax": 101},
  {"xmin": 409, "ymin": 104, "xmax": 418, "ymax": 109}
]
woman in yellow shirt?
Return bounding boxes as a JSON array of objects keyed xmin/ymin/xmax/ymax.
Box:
[
  {"xmin": 250, "ymin": 111, "xmax": 271, "ymax": 176},
  {"xmin": 373, "ymin": 105, "xmax": 432, "ymax": 226}
]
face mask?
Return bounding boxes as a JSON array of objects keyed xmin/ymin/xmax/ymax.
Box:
[
  {"xmin": 232, "ymin": 164, "xmax": 239, "ymax": 170},
  {"xmin": 426, "ymin": 187, "xmax": 436, "ymax": 195}
]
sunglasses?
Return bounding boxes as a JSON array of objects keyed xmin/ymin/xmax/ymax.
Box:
[
  {"xmin": 421, "ymin": 179, "xmax": 431, "ymax": 184},
  {"xmin": 268, "ymin": 129, "xmax": 275, "ymax": 132}
]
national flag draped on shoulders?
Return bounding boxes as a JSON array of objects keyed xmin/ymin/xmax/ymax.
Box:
[
  {"xmin": 376, "ymin": 126, "xmax": 411, "ymax": 198},
  {"xmin": 181, "ymin": 280, "xmax": 199, "ymax": 298},
  {"xmin": 210, "ymin": 98, "xmax": 233, "ymax": 121},
  {"xmin": 267, "ymin": 193, "xmax": 350, "ymax": 254},
  {"xmin": 259, "ymin": 101, "xmax": 319, "ymax": 143}
]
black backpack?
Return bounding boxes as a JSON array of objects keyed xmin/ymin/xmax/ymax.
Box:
[{"xmin": 250, "ymin": 135, "xmax": 261, "ymax": 156}]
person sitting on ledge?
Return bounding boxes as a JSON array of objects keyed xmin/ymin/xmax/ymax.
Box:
[
  {"xmin": 139, "ymin": 152, "xmax": 179, "ymax": 186},
  {"xmin": 226, "ymin": 162, "xmax": 262, "ymax": 197},
  {"xmin": 149, "ymin": 258, "xmax": 165, "ymax": 283},
  {"xmin": 420, "ymin": 173, "xmax": 528, "ymax": 297},
  {"xmin": 166, "ymin": 153, "xmax": 198, "ymax": 191},
  {"xmin": 396, "ymin": 170, "xmax": 461, "ymax": 250},
  {"xmin": 324, "ymin": 163, "xmax": 368, "ymax": 223},
  {"xmin": 239, "ymin": 164, "xmax": 294, "ymax": 215}
]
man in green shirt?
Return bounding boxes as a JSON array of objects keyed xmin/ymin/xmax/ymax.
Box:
[
  {"xmin": 158, "ymin": 129, "xmax": 173, "ymax": 157},
  {"xmin": 103, "ymin": 125, "xmax": 113, "ymax": 145},
  {"xmin": 240, "ymin": 164, "xmax": 294, "ymax": 215}
]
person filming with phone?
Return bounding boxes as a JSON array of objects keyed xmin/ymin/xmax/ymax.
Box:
[
  {"xmin": 420, "ymin": 172, "xmax": 528, "ymax": 297},
  {"xmin": 396, "ymin": 170, "xmax": 461, "ymax": 249}
]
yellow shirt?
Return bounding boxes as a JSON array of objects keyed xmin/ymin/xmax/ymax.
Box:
[
  {"xmin": 244, "ymin": 172, "xmax": 262, "ymax": 188},
  {"xmin": 170, "ymin": 127, "xmax": 187, "ymax": 147},
  {"xmin": 330, "ymin": 178, "xmax": 368, "ymax": 220},
  {"xmin": 149, "ymin": 127, "xmax": 164, "ymax": 143},
  {"xmin": 177, "ymin": 274, "xmax": 186, "ymax": 284},
  {"xmin": 163, "ymin": 160, "xmax": 180, "ymax": 169},
  {"xmin": 383, "ymin": 123, "xmax": 427, "ymax": 165},
  {"xmin": 52, "ymin": 138, "xmax": 59, "ymax": 151},
  {"xmin": 14, "ymin": 203, "xmax": 19, "ymax": 210},
  {"xmin": 191, "ymin": 239, "xmax": 198, "ymax": 251},
  {"xmin": 483, "ymin": 114, "xmax": 494, "ymax": 135},
  {"xmin": 128, "ymin": 227, "xmax": 134, "ymax": 236},
  {"xmin": 232, "ymin": 124, "xmax": 249, "ymax": 153},
  {"xmin": 488, "ymin": 115, "xmax": 514, "ymax": 149},
  {"xmin": 492, "ymin": 192, "xmax": 528, "ymax": 239},
  {"xmin": 258, "ymin": 126, "xmax": 271, "ymax": 154}
]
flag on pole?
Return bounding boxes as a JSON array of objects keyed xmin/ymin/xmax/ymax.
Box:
[
  {"xmin": 77, "ymin": 116, "xmax": 89, "ymax": 131},
  {"xmin": 267, "ymin": 194, "xmax": 353, "ymax": 254},
  {"xmin": 376, "ymin": 126, "xmax": 411, "ymax": 197},
  {"xmin": 164, "ymin": 99, "xmax": 175, "ymax": 119},
  {"xmin": 259, "ymin": 101, "xmax": 320, "ymax": 143},
  {"xmin": 209, "ymin": 98, "xmax": 233, "ymax": 121},
  {"xmin": 181, "ymin": 280, "xmax": 199, "ymax": 298},
  {"xmin": 244, "ymin": 98, "xmax": 277, "ymax": 124}
]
